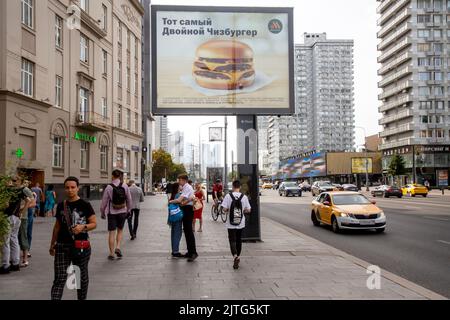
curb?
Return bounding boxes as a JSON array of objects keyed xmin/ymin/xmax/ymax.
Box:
[{"xmin": 261, "ymin": 217, "xmax": 448, "ymax": 300}]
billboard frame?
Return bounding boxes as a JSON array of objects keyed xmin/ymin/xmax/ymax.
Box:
[{"xmin": 151, "ymin": 5, "xmax": 295, "ymax": 116}]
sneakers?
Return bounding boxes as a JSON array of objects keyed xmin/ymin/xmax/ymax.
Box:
[
  {"xmin": 187, "ymin": 253, "xmax": 198, "ymax": 262},
  {"xmin": 115, "ymin": 248, "xmax": 123, "ymax": 259},
  {"xmin": 233, "ymin": 257, "xmax": 240, "ymax": 270},
  {"xmin": 10, "ymin": 265, "xmax": 20, "ymax": 272},
  {"xmin": 0, "ymin": 267, "xmax": 10, "ymax": 274},
  {"xmin": 171, "ymin": 252, "xmax": 183, "ymax": 258}
]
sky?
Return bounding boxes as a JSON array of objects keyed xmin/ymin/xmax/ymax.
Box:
[{"xmin": 154, "ymin": 0, "xmax": 381, "ymax": 163}]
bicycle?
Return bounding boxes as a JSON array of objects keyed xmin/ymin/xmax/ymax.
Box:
[{"xmin": 211, "ymin": 198, "xmax": 227, "ymax": 222}]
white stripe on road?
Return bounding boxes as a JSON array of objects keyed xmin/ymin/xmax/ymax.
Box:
[
  {"xmin": 423, "ymin": 217, "xmax": 450, "ymax": 222},
  {"xmin": 437, "ymin": 240, "xmax": 450, "ymax": 245}
]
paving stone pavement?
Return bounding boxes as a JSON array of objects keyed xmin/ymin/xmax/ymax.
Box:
[{"xmin": 0, "ymin": 194, "xmax": 446, "ymax": 300}]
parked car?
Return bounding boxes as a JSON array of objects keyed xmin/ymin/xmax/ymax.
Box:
[
  {"xmin": 371, "ymin": 185, "xmax": 402, "ymax": 198},
  {"xmin": 342, "ymin": 184, "xmax": 359, "ymax": 192},
  {"xmin": 311, "ymin": 191, "xmax": 386, "ymax": 233},
  {"xmin": 311, "ymin": 181, "xmax": 338, "ymax": 197},
  {"xmin": 332, "ymin": 184, "xmax": 344, "ymax": 191},
  {"xmin": 279, "ymin": 182, "xmax": 302, "ymax": 197},
  {"xmin": 262, "ymin": 182, "xmax": 273, "ymax": 189},
  {"xmin": 401, "ymin": 184, "xmax": 428, "ymax": 197},
  {"xmin": 299, "ymin": 182, "xmax": 311, "ymax": 192}
]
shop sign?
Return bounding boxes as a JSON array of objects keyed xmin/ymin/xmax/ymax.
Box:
[
  {"xmin": 131, "ymin": 145, "xmax": 140, "ymax": 152},
  {"xmin": 74, "ymin": 132, "xmax": 97, "ymax": 143},
  {"xmin": 437, "ymin": 170, "xmax": 448, "ymax": 187}
]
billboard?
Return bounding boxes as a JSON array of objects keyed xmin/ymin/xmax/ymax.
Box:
[
  {"xmin": 351, "ymin": 158, "xmax": 373, "ymax": 174},
  {"xmin": 273, "ymin": 152, "xmax": 327, "ymax": 180},
  {"xmin": 437, "ymin": 170, "xmax": 448, "ymax": 187},
  {"xmin": 151, "ymin": 5, "xmax": 294, "ymax": 115}
]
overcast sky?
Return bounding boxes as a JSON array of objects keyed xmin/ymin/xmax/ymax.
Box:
[{"xmin": 153, "ymin": 0, "xmax": 381, "ymax": 161}]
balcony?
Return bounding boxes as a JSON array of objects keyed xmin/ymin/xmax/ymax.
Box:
[
  {"xmin": 379, "ymin": 123, "xmax": 413, "ymax": 137},
  {"xmin": 377, "ymin": 0, "xmax": 411, "ymax": 26},
  {"xmin": 377, "ymin": 8, "xmax": 411, "ymax": 38},
  {"xmin": 377, "ymin": 22, "xmax": 411, "ymax": 51},
  {"xmin": 377, "ymin": 0, "xmax": 396, "ymax": 14},
  {"xmin": 378, "ymin": 65, "xmax": 412, "ymax": 87},
  {"xmin": 378, "ymin": 51, "xmax": 412, "ymax": 75},
  {"xmin": 378, "ymin": 94, "xmax": 412, "ymax": 112},
  {"xmin": 378, "ymin": 37, "xmax": 411, "ymax": 63},
  {"xmin": 75, "ymin": 111, "xmax": 110, "ymax": 131},
  {"xmin": 378, "ymin": 80, "xmax": 412, "ymax": 100},
  {"xmin": 379, "ymin": 109, "xmax": 413, "ymax": 125},
  {"xmin": 379, "ymin": 138, "xmax": 412, "ymax": 150}
]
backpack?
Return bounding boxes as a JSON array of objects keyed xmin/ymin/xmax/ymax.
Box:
[
  {"xmin": 110, "ymin": 183, "xmax": 127, "ymax": 210},
  {"xmin": 5, "ymin": 188, "xmax": 26, "ymax": 217},
  {"xmin": 168, "ymin": 203, "xmax": 183, "ymax": 223},
  {"xmin": 228, "ymin": 192, "xmax": 245, "ymax": 226}
]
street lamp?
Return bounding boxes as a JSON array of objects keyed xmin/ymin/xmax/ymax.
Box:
[
  {"xmin": 355, "ymin": 126, "xmax": 370, "ymax": 192},
  {"xmin": 198, "ymin": 120, "xmax": 218, "ymax": 181}
]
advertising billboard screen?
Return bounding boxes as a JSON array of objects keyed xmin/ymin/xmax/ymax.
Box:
[
  {"xmin": 151, "ymin": 5, "xmax": 294, "ymax": 115},
  {"xmin": 351, "ymin": 158, "xmax": 373, "ymax": 174},
  {"xmin": 272, "ymin": 152, "xmax": 327, "ymax": 180}
]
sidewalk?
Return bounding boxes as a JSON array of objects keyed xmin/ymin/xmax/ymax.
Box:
[{"xmin": 0, "ymin": 194, "xmax": 446, "ymax": 300}]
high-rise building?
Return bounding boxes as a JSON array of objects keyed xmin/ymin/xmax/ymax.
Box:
[
  {"xmin": 0, "ymin": 0, "xmax": 144, "ymax": 197},
  {"xmin": 155, "ymin": 116, "xmax": 168, "ymax": 152},
  {"xmin": 377, "ymin": 0, "xmax": 450, "ymax": 186},
  {"xmin": 268, "ymin": 33, "xmax": 355, "ymax": 173},
  {"xmin": 168, "ymin": 131, "xmax": 184, "ymax": 164}
]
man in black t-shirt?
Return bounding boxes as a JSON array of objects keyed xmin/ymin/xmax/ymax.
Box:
[{"xmin": 49, "ymin": 177, "xmax": 97, "ymax": 300}]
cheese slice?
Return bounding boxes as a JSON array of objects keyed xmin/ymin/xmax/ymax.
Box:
[{"xmin": 193, "ymin": 65, "xmax": 253, "ymax": 81}]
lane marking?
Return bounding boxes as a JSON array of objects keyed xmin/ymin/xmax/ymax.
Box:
[
  {"xmin": 423, "ymin": 217, "xmax": 450, "ymax": 222},
  {"xmin": 437, "ymin": 240, "xmax": 450, "ymax": 246}
]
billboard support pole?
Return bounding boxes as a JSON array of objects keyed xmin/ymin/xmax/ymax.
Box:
[{"xmin": 237, "ymin": 115, "xmax": 261, "ymax": 242}]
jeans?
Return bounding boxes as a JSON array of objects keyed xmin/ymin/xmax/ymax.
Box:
[
  {"xmin": 170, "ymin": 220, "xmax": 183, "ymax": 254},
  {"xmin": 127, "ymin": 209, "xmax": 140, "ymax": 237},
  {"xmin": 27, "ymin": 208, "xmax": 34, "ymax": 249},
  {"xmin": 182, "ymin": 205, "xmax": 197, "ymax": 256},
  {"xmin": 228, "ymin": 228, "xmax": 243, "ymax": 257},
  {"xmin": 1, "ymin": 215, "xmax": 21, "ymax": 268}
]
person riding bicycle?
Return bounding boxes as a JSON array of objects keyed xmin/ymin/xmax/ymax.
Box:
[{"xmin": 212, "ymin": 179, "xmax": 224, "ymax": 208}]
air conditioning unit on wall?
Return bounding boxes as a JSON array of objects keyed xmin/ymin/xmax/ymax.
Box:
[{"xmin": 77, "ymin": 113, "xmax": 85, "ymax": 122}]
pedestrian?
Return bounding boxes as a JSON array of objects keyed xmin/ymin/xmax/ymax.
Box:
[
  {"xmin": 424, "ymin": 180, "xmax": 430, "ymax": 191},
  {"xmin": 100, "ymin": 169, "xmax": 132, "ymax": 260},
  {"xmin": 165, "ymin": 181, "xmax": 173, "ymax": 200},
  {"xmin": 221, "ymin": 180, "xmax": 251, "ymax": 270},
  {"xmin": 18, "ymin": 180, "xmax": 36, "ymax": 268},
  {"xmin": 31, "ymin": 182, "xmax": 44, "ymax": 217},
  {"xmin": 169, "ymin": 174, "xmax": 198, "ymax": 262},
  {"xmin": 49, "ymin": 176, "xmax": 97, "ymax": 300},
  {"xmin": 27, "ymin": 186, "xmax": 37, "ymax": 258},
  {"xmin": 0, "ymin": 175, "xmax": 34, "ymax": 274},
  {"xmin": 44, "ymin": 185, "xmax": 57, "ymax": 217},
  {"xmin": 193, "ymin": 182, "xmax": 205, "ymax": 232},
  {"xmin": 167, "ymin": 183, "xmax": 184, "ymax": 258},
  {"xmin": 127, "ymin": 180, "xmax": 144, "ymax": 240}
]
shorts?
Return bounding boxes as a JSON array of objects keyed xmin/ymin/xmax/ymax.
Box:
[{"xmin": 107, "ymin": 213, "xmax": 127, "ymax": 231}]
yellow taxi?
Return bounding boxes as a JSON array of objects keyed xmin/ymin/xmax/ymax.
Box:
[
  {"xmin": 262, "ymin": 182, "xmax": 273, "ymax": 189},
  {"xmin": 401, "ymin": 184, "xmax": 428, "ymax": 197},
  {"xmin": 311, "ymin": 192, "xmax": 386, "ymax": 233}
]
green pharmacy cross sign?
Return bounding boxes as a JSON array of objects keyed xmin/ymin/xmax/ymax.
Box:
[
  {"xmin": 74, "ymin": 132, "xmax": 97, "ymax": 143},
  {"xmin": 16, "ymin": 148, "xmax": 24, "ymax": 159}
]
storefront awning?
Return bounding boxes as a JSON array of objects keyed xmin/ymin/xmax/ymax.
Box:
[{"xmin": 17, "ymin": 160, "xmax": 45, "ymax": 170}]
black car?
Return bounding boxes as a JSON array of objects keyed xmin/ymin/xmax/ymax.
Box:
[
  {"xmin": 371, "ymin": 185, "xmax": 402, "ymax": 198},
  {"xmin": 342, "ymin": 184, "xmax": 358, "ymax": 192}
]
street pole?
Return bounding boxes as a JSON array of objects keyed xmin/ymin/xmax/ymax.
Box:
[
  {"xmin": 231, "ymin": 150, "xmax": 234, "ymax": 181},
  {"xmin": 224, "ymin": 116, "xmax": 228, "ymax": 192},
  {"xmin": 412, "ymin": 145, "xmax": 416, "ymax": 184},
  {"xmin": 365, "ymin": 157, "xmax": 369, "ymax": 192},
  {"xmin": 198, "ymin": 121, "xmax": 218, "ymax": 181}
]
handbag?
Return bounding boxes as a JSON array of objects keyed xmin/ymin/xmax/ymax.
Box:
[
  {"xmin": 168, "ymin": 203, "xmax": 183, "ymax": 223},
  {"xmin": 193, "ymin": 198, "xmax": 203, "ymax": 211},
  {"xmin": 63, "ymin": 201, "xmax": 90, "ymax": 257}
]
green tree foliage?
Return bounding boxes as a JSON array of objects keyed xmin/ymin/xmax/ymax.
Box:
[
  {"xmin": 151, "ymin": 149, "xmax": 187, "ymax": 183},
  {"xmin": 0, "ymin": 174, "xmax": 15, "ymax": 247},
  {"xmin": 388, "ymin": 154, "xmax": 406, "ymax": 178},
  {"xmin": 169, "ymin": 163, "xmax": 187, "ymax": 182}
]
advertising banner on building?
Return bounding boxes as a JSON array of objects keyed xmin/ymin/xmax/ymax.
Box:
[
  {"xmin": 151, "ymin": 5, "xmax": 294, "ymax": 115},
  {"xmin": 437, "ymin": 170, "xmax": 449, "ymax": 187},
  {"xmin": 351, "ymin": 158, "xmax": 373, "ymax": 174},
  {"xmin": 273, "ymin": 152, "xmax": 326, "ymax": 180}
]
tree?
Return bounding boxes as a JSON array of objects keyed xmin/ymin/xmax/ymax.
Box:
[
  {"xmin": 388, "ymin": 154, "xmax": 406, "ymax": 185},
  {"xmin": 151, "ymin": 149, "xmax": 172, "ymax": 183},
  {"xmin": 169, "ymin": 163, "xmax": 187, "ymax": 181},
  {"xmin": 0, "ymin": 174, "xmax": 16, "ymax": 247}
]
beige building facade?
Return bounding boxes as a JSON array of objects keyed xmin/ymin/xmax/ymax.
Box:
[{"xmin": 0, "ymin": 0, "xmax": 144, "ymax": 199}]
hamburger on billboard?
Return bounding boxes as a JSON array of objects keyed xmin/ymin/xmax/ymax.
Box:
[{"xmin": 151, "ymin": 5, "xmax": 294, "ymax": 115}]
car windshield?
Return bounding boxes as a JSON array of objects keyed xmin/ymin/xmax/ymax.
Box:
[
  {"xmin": 344, "ymin": 184, "xmax": 356, "ymax": 188},
  {"xmin": 318, "ymin": 182, "xmax": 332, "ymax": 186},
  {"xmin": 414, "ymin": 184, "xmax": 425, "ymax": 187},
  {"xmin": 332, "ymin": 194, "xmax": 371, "ymax": 205},
  {"xmin": 284, "ymin": 182, "xmax": 297, "ymax": 187}
]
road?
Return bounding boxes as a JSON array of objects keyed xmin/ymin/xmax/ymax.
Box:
[{"xmin": 259, "ymin": 189, "xmax": 450, "ymax": 298}]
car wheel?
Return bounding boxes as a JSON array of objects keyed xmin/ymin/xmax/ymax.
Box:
[
  {"xmin": 331, "ymin": 216, "xmax": 340, "ymax": 234},
  {"xmin": 311, "ymin": 211, "xmax": 320, "ymax": 227},
  {"xmin": 397, "ymin": 195, "xmax": 402, "ymax": 198},
  {"xmin": 412, "ymin": 193, "xmax": 416, "ymax": 197},
  {"xmin": 383, "ymin": 192, "xmax": 389, "ymax": 198},
  {"xmin": 423, "ymin": 194, "xmax": 427, "ymax": 197},
  {"xmin": 375, "ymin": 228, "xmax": 385, "ymax": 234},
  {"xmin": 279, "ymin": 193, "xmax": 282, "ymax": 197}
]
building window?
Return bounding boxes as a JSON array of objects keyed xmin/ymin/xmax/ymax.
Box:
[
  {"xmin": 418, "ymin": 57, "xmax": 430, "ymax": 66},
  {"xmin": 127, "ymin": 67, "xmax": 131, "ymax": 91},
  {"xmin": 135, "ymin": 112, "xmax": 138, "ymax": 132},
  {"xmin": 80, "ymin": 141, "xmax": 89, "ymax": 169},
  {"xmin": 102, "ymin": 97, "xmax": 107, "ymax": 119},
  {"xmin": 434, "ymin": 15, "xmax": 442, "ymax": 24},
  {"xmin": 417, "ymin": 14, "xmax": 431, "ymax": 23},
  {"xmin": 102, "ymin": 50, "xmax": 107, "ymax": 75},
  {"xmin": 420, "ymin": 130, "xmax": 433, "ymax": 138},
  {"xmin": 434, "ymin": 29, "xmax": 442, "ymax": 38},
  {"xmin": 55, "ymin": 76, "xmax": 62, "ymax": 107},
  {"xmin": 126, "ymin": 150, "xmax": 131, "ymax": 173},
  {"xmin": 52, "ymin": 136, "xmax": 63, "ymax": 168},
  {"xmin": 421, "ymin": 115, "xmax": 431, "ymax": 123},
  {"xmin": 419, "ymin": 86, "xmax": 430, "ymax": 96},
  {"xmin": 134, "ymin": 73, "xmax": 138, "ymax": 96},
  {"xmin": 79, "ymin": 88, "xmax": 89, "ymax": 116},
  {"xmin": 419, "ymin": 72, "xmax": 430, "ymax": 81},
  {"xmin": 134, "ymin": 152, "xmax": 139, "ymax": 177},
  {"xmin": 433, "ymin": 43, "xmax": 443, "ymax": 52},
  {"xmin": 80, "ymin": 0, "xmax": 88, "ymax": 12},
  {"xmin": 21, "ymin": 0, "xmax": 33, "ymax": 29},
  {"xmin": 417, "ymin": 29, "xmax": 430, "ymax": 38},
  {"xmin": 117, "ymin": 105, "xmax": 122, "ymax": 128},
  {"xmin": 436, "ymin": 101, "xmax": 445, "ymax": 109},
  {"xmin": 135, "ymin": 36, "xmax": 139, "ymax": 58},
  {"xmin": 80, "ymin": 33, "xmax": 89, "ymax": 63},
  {"xmin": 434, "ymin": 72, "xmax": 443, "ymax": 81},
  {"xmin": 434, "ymin": 57, "xmax": 442, "ymax": 66},
  {"xmin": 127, "ymin": 30, "xmax": 131, "ymax": 52},
  {"xmin": 434, "ymin": 86, "xmax": 444, "ymax": 96},
  {"xmin": 100, "ymin": 145, "xmax": 108, "ymax": 171},
  {"xmin": 418, "ymin": 43, "xmax": 431, "ymax": 52},
  {"xmin": 117, "ymin": 61, "xmax": 122, "ymax": 86},
  {"xmin": 418, "ymin": 0, "xmax": 432, "ymax": 9},
  {"xmin": 436, "ymin": 129, "xmax": 444, "ymax": 138},
  {"xmin": 102, "ymin": 4, "xmax": 107, "ymax": 30},
  {"xmin": 116, "ymin": 148, "xmax": 124, "ymax": 169},
  {"xmin": 434, "ymin": 0, "xmax": 442, "ymax": 9},
  {"xmin": 126, "ymin": 109, "xmax": 131, "ymax": 131},
  {"xmin": 21, "ymin": 59, "xmax": 34, "ymax": 97},
  {"xmin": 55, "ymin": 15, "xmax": 63, "ymax": 48},
  {"xmin": 118, "ymin": 22, "xmax": 122, "ymax": 44},
  {"xmin": 419, "ymin": 101, "xmax": 432, "ymax": 109}
]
